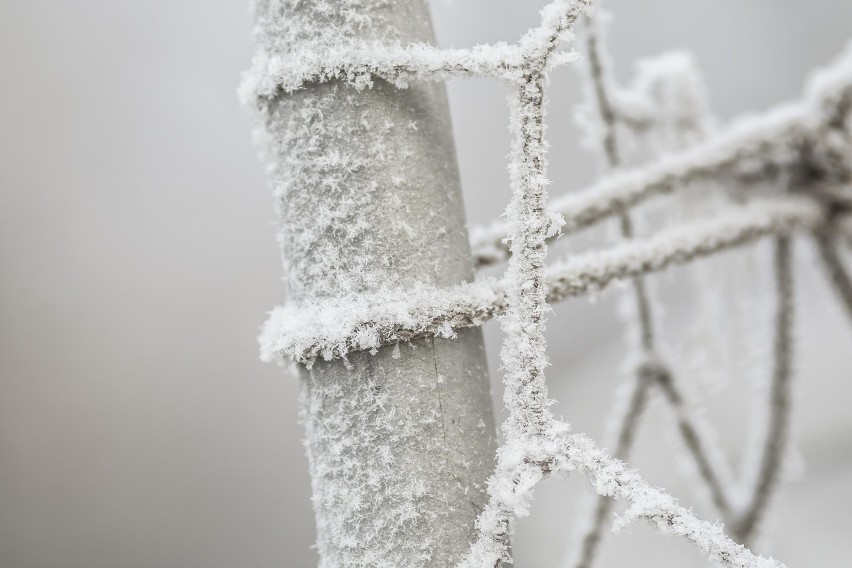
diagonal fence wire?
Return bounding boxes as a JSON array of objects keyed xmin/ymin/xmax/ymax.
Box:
[
  {"xmin": 565, "ymin": 13, "xmax": 737, "ymax": 567},
  {"xmin": 565, "ymin": 10, "xmax": 801, "ymax": 565}
]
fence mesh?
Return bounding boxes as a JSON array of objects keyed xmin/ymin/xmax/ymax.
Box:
[{"xmin": 245, "ymin": 1, "xmax": 852, "ymax": 566}]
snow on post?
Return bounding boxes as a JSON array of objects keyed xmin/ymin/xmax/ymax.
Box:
[{"xmin": 246, "ymin": 1, "xmax": 498, "ymax": 566}]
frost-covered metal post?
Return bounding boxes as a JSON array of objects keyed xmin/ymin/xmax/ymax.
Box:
[{"xmin": 246, "ymin": 1, "xmax": 497, "ymax": 566}]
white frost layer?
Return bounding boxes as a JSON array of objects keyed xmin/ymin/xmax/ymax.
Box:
[
  {"xmin": 240, "ymin": 0, "xmax": 593, "ymax": 104},
  {"xmin": 259, "ymin": 280, "xmax": 504, "ymax": 367},
  {"xmin": 471, "ymin": 40, "xmax": 852, "ymax": 266},
  {"xmin": 565, "ymin": 429, "xmax": 786, "ymax": 568},
  {"xmin": 544, "ymin": 196, "xmax": 821, "ymax": 302},
  {"xmin": 459, "ymin": 420, "xmax": 786, "ymax": 568},
  {"xmin": 260, "ymin": 200, "xmax": 821, "ymax": 366},
  {"xmin": 241, "ymin": 42, "xmax": 538, "ymax": 102}
]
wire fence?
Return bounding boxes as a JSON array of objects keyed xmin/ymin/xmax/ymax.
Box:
[{"xmin": 246, "ymin": 1, "xmax": 852, "ymax": 566}]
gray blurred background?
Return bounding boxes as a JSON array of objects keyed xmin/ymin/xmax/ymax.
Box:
[{"xmin": 2, "ymin": 1, "xmax": 851, "ymax": 567}]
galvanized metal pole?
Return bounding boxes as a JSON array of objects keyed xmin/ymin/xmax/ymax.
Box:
[{"xmin": 249, "ymin": 1, "xmax": 498, "ymax": 566}]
